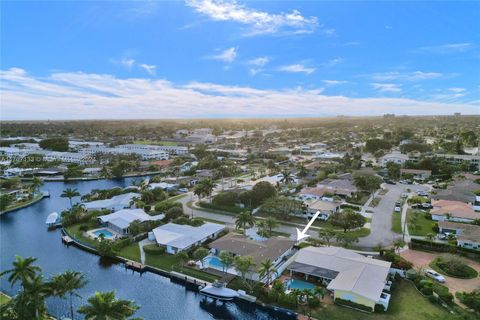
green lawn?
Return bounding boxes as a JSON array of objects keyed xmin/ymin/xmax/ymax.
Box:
[
  {"xmin": 64, "ymin": 223, "xmax": 100, "ymax": 247},
  {"xmin": 369, "ymin": 197, "xmax": 381, "ymax": 208},
  {"xmin": 392, "ymin": 211, "xmax": 402, "ymax": 234},
  {"xmin": 0, "ymin": 292, "xmax": 11, "ymax": 306},
  {"xmin": 117, "ymin": 243, "xmax": 141, "ymax": 262},
  {"xmin": 144, "ymin": 252, "xmax": 219, "ymax": 282},
  {"xmin": 407, "ymin": 210, "xmax": 436, "ymax": 236},
  {"xmin": 1, "ymin": 193, "xmax": 44, "ymax": 213},
  {"xmin": 312, "ymin": 281, "xmax": 457, "ymax": 320}
]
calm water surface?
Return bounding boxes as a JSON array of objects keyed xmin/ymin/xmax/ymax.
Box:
[{"xmin": 0, "ymin": 178, "xmax": 296, "ymax": 320}]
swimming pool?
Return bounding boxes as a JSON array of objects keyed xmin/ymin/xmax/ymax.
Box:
[
  {"xmin": 93, "ymin": 228, "xmax": 114, "ymax": 239},
  {"xmin": 285, "ymin": 279, "xmax": 316, "ymax": 291},
  {"xmin": 204, "ymin": 256, "xmax": 225, "ymax": 269}
]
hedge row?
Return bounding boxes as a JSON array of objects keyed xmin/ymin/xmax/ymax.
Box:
[
  {"xmin": 143, "ymin": 244, "xmax": 165, "ymax": 255},
  {"xmin": 410, "ymin": 238, "xmax": 480, "ymax": 261}
]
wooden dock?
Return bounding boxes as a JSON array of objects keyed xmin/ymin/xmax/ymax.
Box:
[
  {"xmin": 125, "ymin": 260, "xmax": 146, "ymax": 272},
  {"xmin": 62, "ymin": 235, "xmax": 74, "ymax": 244}
]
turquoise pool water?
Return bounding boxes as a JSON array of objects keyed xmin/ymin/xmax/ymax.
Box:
[
  {"xmin": 285, "ymin": 279, "xmax": 316, "ymax": 291},
  {"xmin": 93, "ymin": 228, "xmax": 114, "ymax": 239},
  {"xmin": 204, "ymin": 256, "xmax": 225, "ymax": 269}
]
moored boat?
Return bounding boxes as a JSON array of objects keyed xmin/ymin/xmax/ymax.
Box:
[{"xmin": 199, "ymin": 281, "xmax": 239, "ymax": 301}]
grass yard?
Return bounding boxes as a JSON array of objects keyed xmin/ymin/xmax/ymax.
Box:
[
  {"xmin": 117, "ymin": 242, "xmax": 141, "ymax": 262},
  {"xmin": 407, "ymin": 209, "xmax": 435, "ymax": 236},
  {"xmin": 65, "ymin": 223, "xmax": 100, "ymax": 247},
  {"xmin": 312, "ymin": 280, "xmax": 457, "ymax": 320},
  {"xmin": 0, "ymin": 292, "xmax": 11, "ymax": 306},
  {"xmin": 392, "ymin": 211, "xmax": 402, "ymax": 234}
]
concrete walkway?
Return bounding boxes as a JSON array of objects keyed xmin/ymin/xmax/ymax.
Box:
[{"xmin": 138, "ymin": 238, "xmax": 155, "ymax": 264}]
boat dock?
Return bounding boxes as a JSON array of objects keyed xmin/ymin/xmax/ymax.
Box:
[
  {"xmin": 62, "ymin": 235, "xmax": 74, "ymax": 244},
  {"xmin": 125, "ymin": 260, "xmax": 146, "ymax": 272},
  {"xmin": 170, "ymin": 271, "xmax": 211, "ymax": 287}
]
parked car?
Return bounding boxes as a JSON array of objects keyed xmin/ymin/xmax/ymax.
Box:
[
  {"xmin": 425, "ymin": 269, "xmax": 446, "ymax": 283},
  {"xmin": 421, "ymin": 203, "xmax": 433, "ymax": 209},
  {"xmin": 401, "ymin": 192, "xmax": 409, "ymax": 198},
  {"xmin": 438, "ymin": 232, "xmax": 456, "ymax": 240},
  {"xmin": 394, "ymin": 206, "xmax": 401, "ymax": 212},
  {"xmin": 416, "ymin": 191, "xmax": 429, "ymax": 197},
  {"xmin": 178, "ymin": 188, "xmax": 189, "ymax": 193},
  {"xmin": 384, "ymin": 179, "xmax": 396, "ymax": 185}
]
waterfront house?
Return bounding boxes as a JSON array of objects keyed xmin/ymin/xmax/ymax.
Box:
[
  {"xmin": 208, "ymin": 233, "xmax": 295, "ymax": 281},
  {"xmin": 438, "ymin": 221, "xmax": 480, "ymax": 250},
  {"xmin": 286, "ymin": 246, "xmax": 391, "ymax": 311},
  {"xmin": 152, "ymin": 222, "xmax": 225, "ymax": 254},
  {"xmin": 430, "ymin": 200, "xmax": 479, "ymax": 223},
  {"xmin": 83, "ymin": 192, "xmax": 140, "ymax": 212},
  {"xmin": 98, "ymin": 208, "xmax": 163, "ymax": 235}
]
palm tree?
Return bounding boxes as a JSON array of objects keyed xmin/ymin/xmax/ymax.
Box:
[
  {"xmin": 202, "ymin": 179, "xmax": 216, "ymax": 201},
  {"xmin": 61, "ymin": 188, "xmax": 81, "ymax": 208},
  {"xmin": 314, "ymin": 286, "xmax": 326, "ymax": 300},
  {"xmin": 100, "ymin": 166, "xmax": 111, "ymax": 179},
  {"xmin": 0, "ymin": 255, "xmax": 41, "ymax": 291},
  {"xmin": 264, "ymin": 217, "xmax": 279, "ymax": 237},
  {"xmin": 280, "ymin": 170, "xmax": 294, "ymax": 186},
  {"xmin": 258, "ymin": 259, "xmax": 277, "ymax": 286},
  {"xmin": 289, "ymin": 288, "xmax": 303, "ymax": 307},
  {"xmin": 30, "ymin": 177, "xmax": 43, "ymax": 194},
  {"xmin": 235, "ymin": 211, "xmax": 255, "ymax": 234},
  {"xmin": 219, "ymin": 251, "xmax": 234, "ymax": 275},
  {"xmin": 393, "ymin": 239, "xmax": 406, "ymax": 254},
  {"xmin": 51, "ymin": 271, "xmax": 88, "ymax": 320},
  {"xmin": 426, "ymin": 233, "xmax": 436, "ymax": 247},
  {"xmin": 78, "ymin": 291, "xmax": 139, "ymax": 320},
  {"xmin": 177, "ymin": 251, "xmax": 189, "ymax": 271},
  {"xmin": 23, "ymin": 274, "xmax": 51, "ymax": 319}
]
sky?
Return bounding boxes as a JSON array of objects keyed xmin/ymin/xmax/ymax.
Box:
[{"xmin": 1, "ymin": 0, "xmax": 479, "ymax": 120}]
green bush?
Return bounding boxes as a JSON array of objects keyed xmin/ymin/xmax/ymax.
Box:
[
  {"xmin": 335, "ymin": 297, "xmax": 373, "ymax": 312},
  {"xmin": 456, "ymin": 290, "xmax": 480, "ymax": 312},
  {"xmin": 431, "ymin": 256, "xmax": 478, "ymax": 279},
  {"xmin": 143, "ymin": 244, "xmax": 165, "ymax": 255},
  {"xmin": 374, "ymin": 304, "xmax": 385, "ymax": 312}
]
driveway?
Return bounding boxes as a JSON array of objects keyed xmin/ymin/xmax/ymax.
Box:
[
  {"xmin": 358, "ymin": 183, "xmax": 430, "ymax": 248},
  {"xmin": 401, "ymin": 249, "xmax": 480, "ymax": 295}
]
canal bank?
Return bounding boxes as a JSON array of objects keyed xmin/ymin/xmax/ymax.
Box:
[{"xmin": 0, "ymin": 178, "xmax": 296, "ymax": 320}]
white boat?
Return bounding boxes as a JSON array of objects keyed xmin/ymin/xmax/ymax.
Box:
[
  {"xmin": 199, "ymin": 281, "xmax": 239, "ymax": 301},
  {"xmin": 46, "ymin": 212, "xmax": 59, "ymax": 227}
]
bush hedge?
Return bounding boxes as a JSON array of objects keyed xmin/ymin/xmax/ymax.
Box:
[
  {"xmin": 143, "ymin": 244, "xmax": 165, "ymax": 255},
  {"xmin": 430, "ymin": 256, "xmax": 478, "ymax": 279},
  {"xmin": 335, "ymin": 297, "xmax": 373, "ymax": 312}
]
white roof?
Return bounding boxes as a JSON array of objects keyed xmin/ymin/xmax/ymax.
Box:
[
  {"xmin": 148, "ymin": 182, "xmax": 177, "ymax": 190},
  {"xmin": 46, "ymin": 212, "xmax": 59, "ymax": 224},
  {"xmin": 83, "ymin": 192, "xmax": 139, "ymax": 210},
  {"xmin": 153, "ymin": 222, "xmax": 225, "ymax": 250},
  {"xmin": 291, "ymin": 246, "xmax": 391, "ymax": 302},
  {"xmin": 98, "ymin": 208, "xmax": 163, "ymax": 230}
]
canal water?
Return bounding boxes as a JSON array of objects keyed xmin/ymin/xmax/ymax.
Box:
[{"xmin": 0, "ymin": 178, "xmax": 295, "ymax": 320}]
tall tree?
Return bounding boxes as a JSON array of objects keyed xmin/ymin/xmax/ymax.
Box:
[
  {"xmin": 258, "ymin": 259, "xmax": 277, "ymax": 286},
  {"xmin": 318, "ymin": 227, "xmax": 337, "ymax": 246},
  {"xmin": 51, "ymin": 270, "xmax": 88, "ymax": 320},
  {"xmin": 61, "ymin": 188, "xmax": 81, "ymax": 208},
  {"xmin": 30, "ymin": 177, "xmax": 44, "ymax": 194},
  {"xmin": 235, "ymin": 211, "xmax": 255, "ymax": 234},
  {"xmin": 193, "ymin": 248, "xmax": 209, "ymax": 268},
  {"xmin": 78, "ymin": 291, "xmax": 139, "ymax": 320},
  {"xmin": 329, "ymin": 209, "xmax": 366, "ymax": 233},
  {"xmin": 264, "ymin": 217, "xmax": 279, "ymax": 237},
  {"xmin": 234, "ymin": 255, "xmax": 256, "ymax": 292},
  {"xmin": 219, "ymin": 251, "xmax": 234, "ymax": 275},
  {"xmin": 0, "ymin": 255, "xmax": 42, "ymax": 291},
  {"xmin": 280, "ymin": 170, "xmax": 295, "ymax": 185}
]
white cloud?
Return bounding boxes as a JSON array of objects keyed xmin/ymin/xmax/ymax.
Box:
[
  {"xmin": 1, "ymin": 68, "xmax": 477, "ymax": 120},
  {"xmin": 186, "ymin": 0, "xmax": 318, "ymax": 36},
  {"xmin": 120, "ymin": 58, "xmax": 135, "ymax": 70},
  {"xmin": 418, "ymin": 43, "xmax": 473, "ymax": 54},
  {"xmin": 371, "ymin": 83, "xmax": 402, "ymax": 93},
  {"xmin": 323, "ymin": 57, "xmax": 344, "ymax": 68},
  {"xmin": 277, "ymin": 64, "xmax": 315, "ymax": 75},
  {"xmin": 322, "ymin": 28, "xmax": 336, "ymax": 37},
  {"xmin": 448, "ymin": 87, "xmax": 466, "ymax": 93},
  {"xmin": 323, "ymin": 80, "xmax": 348, "ymax": 86},
  {"xmin": 139, "ymin": 64, "xmax": 157, "ymax": 75},
  {"xmin": 247, "ymin": 56, "xmax": 269, "ymax": 66},
  {"xmin": 371, "ymin": 71, "xmax": 443, "ymax": 81},
  {"xmin": 209, "ymin": 47, "xmax": 237, "ymax": 63}
]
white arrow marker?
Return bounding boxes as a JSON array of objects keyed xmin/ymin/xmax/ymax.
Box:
[{"xmin": 296, "ymin": 211, "xmax": 321, "ymax": 241}]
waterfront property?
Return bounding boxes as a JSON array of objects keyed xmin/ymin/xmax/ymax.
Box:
[
  {"xmin": 98, "ymin": 208, "xmax": 163, "ymax": 236},
  {"xmin": 286, "ymin": 246, "xmax": 392, "ymax": 311},
  {"xmin": 82, "ymin": 192, "xmax": 140, "ymax": 212},
  {"xmin": 430, "ymin": 199, "xmax": 479, "ymax": 223},
  {"xmin": 438, "ymin": 221, "xmax": 480, "ymax": 250},
  {"xmin": 152, "ymin": 222, "xmax": 225, "ymax": 254},
  {"xmin": 208, "ymin": 233, "xmax": 295, "ymax": 282}
]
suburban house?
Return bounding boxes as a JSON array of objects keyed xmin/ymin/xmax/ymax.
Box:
[
  {"xmin": 287, "ymin": 246, "xmax": 392, "ymax": 311},
  {"xmin": 98, "ymin": 208, "xmax": 163, "ymax": 235},
  {"xmin": 400, "ymin": 169, "xmax": 432, "ymax": 181},
  {"xmin": 208, "ymin": 233, "xmax": 295, "ymax": 281},
  {"xmin": 438, "ymin": 221, "xmax": 480, "ymax": 251},
  {"xmin": 82, "ymin": 192, "xmax": 140, "ymax": 212},
  {"xmin": 297, "ymin": 187, "xmax": 333, "ymax": 201},
  {"xmin": 152, "ymin": 222, "xmax": 225, "ymax": 254},
  {"xmin": 316, "ymin": 179, "xmax": 357, "ymax": 197},
  {"xmin": 148, "ymin": 182, "xmax": 177, "ymax": 192},
  {"xmin": 303, "ymin": 199, "xmax": 340, "ymax": 220},
  {"xmin": 430, "ymin": 200, "xmax": 479, "ymax": 223},
  {"xmin": 379, "ymin": 151, "xmax": 409, "ymax": 167},
  {"xmin": 432, "ymin": 177, "xmax": 479, "ymax": 206}
]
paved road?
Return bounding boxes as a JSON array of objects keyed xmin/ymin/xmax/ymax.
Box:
[{"xmin": 358, "ymin": 183, "xmax": 430, "ymax": 248}]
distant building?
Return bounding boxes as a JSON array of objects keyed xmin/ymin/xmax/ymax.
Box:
[
  {"xmin": 98, "ymin": 208, "xmax": 163, "ymax": 235},
  {"xmin": 379, "ymin": 151, "xmax": 409, "ymax": 167},
  {"xmin": 430, "ymin": 200, "xmax": 479, "ymax": 223},
  {"xmin": 83, "ymin": 192, "xmax": 140, "ymax": 212},
  {"xmin": 438, "ymin": 221, "xmax": 480, "ymax": 251},
  {"xmin": 400, "ymin": 169, "xmax": 431, "ymax": 181}
]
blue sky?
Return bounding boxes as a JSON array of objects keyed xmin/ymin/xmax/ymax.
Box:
[{"xmin": 1, "ymin": 0, "xmax": 479, "ymax": 120}]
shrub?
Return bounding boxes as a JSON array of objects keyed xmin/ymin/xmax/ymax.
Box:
[
  {"xmin": 334, "ymin": 297, "xmax": 373, "ymax": 312},
  {"xmin": 374, "ymin": 304, "xmax": 385, "ymax": 312},
  {"xmin": 143, "ymin": 244, "xmax": 165, "ymax": 255},
  {"xmin": 154, "ymin": 200, "xmax": 182, "ymax": 213},
  {"xmin": 383, "ymin": 250, "xmax": 413, "ymax": 269},
  {"xmin": 456, "ymin": 290, "xmax": 480, "ymax": 312},
  {"xmin": 433, "ymin": 283, "xmax": 453, "ymax": 304},
  {"xmin": 431, "ymin": 256, "xmax": 478, "ymax": 279},
  {"xmin": 212, "ymin": 192, "xmax": 238, "ymax": 207},
  {"xmin": 79, "ymin": 225, "xmax": 89, "ymax": 232}
]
